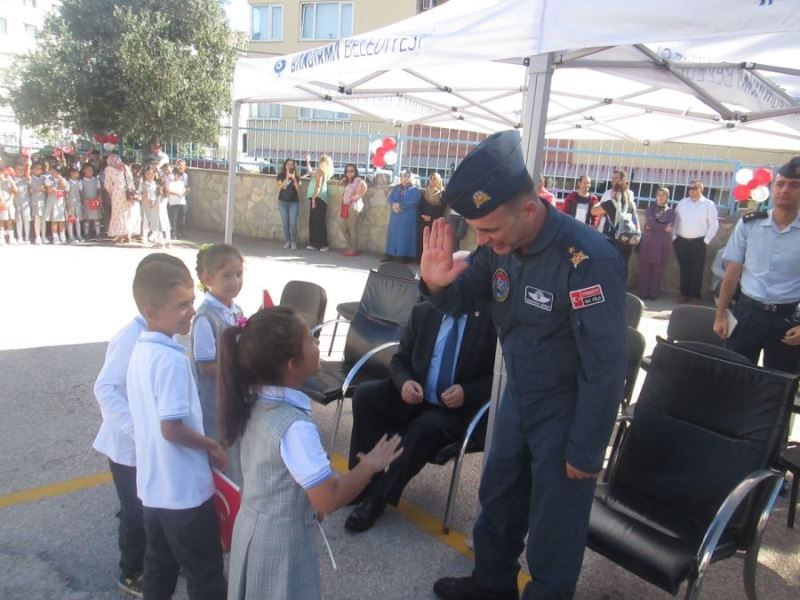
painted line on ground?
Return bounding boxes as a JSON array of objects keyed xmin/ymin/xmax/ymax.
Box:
[
  {"xmin": 0, "ymin": 457, "xmax": 531, "ymax": 590},
  {"xmin": 0, "ymin": 471, "xmax": 112, "ymax": 509}
]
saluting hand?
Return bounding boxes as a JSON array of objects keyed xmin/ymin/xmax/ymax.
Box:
[{"xmin": 421, "ymin": 218, "xmax": 469, "ymax": 294}]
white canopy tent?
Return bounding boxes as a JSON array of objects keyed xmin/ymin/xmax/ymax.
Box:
[{"xmin": 226, "ymin": 0, "xmax": 800, "ymax": 242}]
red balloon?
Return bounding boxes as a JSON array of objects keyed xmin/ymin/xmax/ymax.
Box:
[
  {"xmin": 733, "ymin": 185, "xmax": 751, "ymax": 201},
  {"xmin": 108, "ymin": 134, "xmax": 119, "ymax": 144},
  {"xmin": 751, "ymin": 167, "xmax": 772, "ymax": 186},
  {"xmin": 94, "ymin": 133, "xmax": 104, "ymax": 143},
  {"xmin": 372, "ymin": 154, "xmax": 386, "ymax": 168},
  {"xmin": 381, "ymin": 137, "xmax": 397, "ymax": 152}
]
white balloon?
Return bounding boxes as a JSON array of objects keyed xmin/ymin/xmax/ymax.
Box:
[
  {"xmin": 103, "ymin": 142, "xmax": 116, "ymax": 152},
  {"xmin": 383, "ymin": 150, "xmax": 398, "ymax": 166},
  {"xmin": 750, "ymin": 185, "xmax": 770, "ymax": 203},
  {"xmin": 369, "ymin": 138, "xmax": 383, "ymax": 155},
  {"xmin": 735, "ymin": 168, "xmax": 753, "ymax": 185}
]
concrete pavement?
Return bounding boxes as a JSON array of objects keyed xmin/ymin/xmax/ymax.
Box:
[{"xmin": 0, "ymin": 231, "xmax": 797, "ymax": 599}]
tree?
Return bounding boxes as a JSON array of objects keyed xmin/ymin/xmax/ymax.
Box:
[{"xmin": 4, "ymin": 0, "xmax": 238, "ymax": 145}]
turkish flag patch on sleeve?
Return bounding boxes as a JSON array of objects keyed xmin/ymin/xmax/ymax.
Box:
[{"xmin": 570, "ymin": 285, "xmax": 605, "ymax": 309}]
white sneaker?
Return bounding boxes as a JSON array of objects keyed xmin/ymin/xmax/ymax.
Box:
[
  {"xmin": 35, "ymin": 238, "xmax": 43, "ymax": 245},
  {"xmin": 320, "ymin": 246, "xmax": 329, "ymax": 252},
  {"xmin": 282, "ymin": 241, "xmax": 291, "ymax": 249},
  {"xmin": 306, "ymin": 245, "xmax": 316, "ymax": 250},
  {"xmin": 290, "ymin": 241, "xmax": 297, "ymax": 250},
  {"xmin": 8, "ymin": 236, "xmax": 18, "ymax": 245}
]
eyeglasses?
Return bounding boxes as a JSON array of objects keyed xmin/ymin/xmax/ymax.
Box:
[{"xmin": 688, "ymin": 186, "xmax": 699, "ymax": 190}]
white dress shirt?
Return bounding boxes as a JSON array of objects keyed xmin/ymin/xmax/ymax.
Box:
[{"xmin": 673, "ymin": 196, "xmax": 719, "ymax": 244}]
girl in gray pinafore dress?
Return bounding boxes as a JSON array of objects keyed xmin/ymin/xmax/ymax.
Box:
[
  {"xmin": 190, "ymin": 244, "xmax": 245, "ymax": 485},
  {"xmin": 30, "ymin": 164, "xmax": 47, "ymax": 244},
  {"xmin": 13, "ymin": 167, "xmax": 31, "ymax": 244},
  {"xmin": 216, "ymin": 307, "xmax": 402, "ymax": 600},
  {"xmin": 80, "ymin": 164, "xmax": 102, "ymax": 238},
  {"xmin": 65, "ymin": 169, "xmax": 83, "ymax": 241},
  {"xmin": 0, "ymin": 170, "xmax": 17, "ymax": 245}
]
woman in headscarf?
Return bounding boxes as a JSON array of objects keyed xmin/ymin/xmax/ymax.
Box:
[
  {"xmin": 416, "ymin": 172, "xmax": 445, "ymax": 260},
  {"xmin": 105, "ymin": 154, "xmax": 140, "ymax": 243}
]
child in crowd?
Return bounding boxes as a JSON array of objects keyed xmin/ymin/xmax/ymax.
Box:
[
  {"xmin": 30, "ymin": 162, "xmax": 47, "ymax": 244},
  {"xmin": 93, "ymin": 253, "xmax": 190, "ymax": 598},
  {"xmin": 44, "ymin": 164, "xmax": 68, "ymax": 243},
  {"xmin": 140, "ymin": 166, "xmax": 163, "ymax": 246},
  {"xmin": 127, "ymin": 258, "xmax": 227, "ymax": 600},
  {"xmin": 81, "ymin": 163, "xmax": 102, "ymax": 239},
  {"xmin": 219, "ymin": 307, "xmax": 403, "ymax": 600},
  {"xmin": 167, "ymin": 164, "xmax": 188, "ymax": 239},
  {"xmin": 13, "ymin": 162, "xmax": 32, "ymax": 244},
  {"xmin": 0, "ymin": 167, "xmax": 17, "ymax": 245},
  {"xmin": 66, "ymin": 167, "xmax": 84, "ymax": 242},
  {"xmin": 191, "ymin": 243, "xmax": 244, "ymax": 483}
]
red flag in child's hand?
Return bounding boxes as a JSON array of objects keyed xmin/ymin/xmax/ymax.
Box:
[{"xmin": 212, "ymin": 468, "xmax": 241, "ymax": 552}]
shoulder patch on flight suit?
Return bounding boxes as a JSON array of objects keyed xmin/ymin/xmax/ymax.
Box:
[
  {"xmin": 742, "ymin": 210, "xmax": 768, "ymax": 223},
  {"xmin": 567, "ymin": 245, "xmax": 590, "ymax": 268},
  {"xmin": 570, "ymin": 285, "xmax": 605, "ymax": 309},
  {"xmin": 493, "ymin": 268, "xmax": 510, "ymax": 302}
]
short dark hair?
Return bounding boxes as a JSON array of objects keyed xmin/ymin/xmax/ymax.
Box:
[{"xmin": 132, "ymin": 260, "xmax": 193, "ymax": 313}]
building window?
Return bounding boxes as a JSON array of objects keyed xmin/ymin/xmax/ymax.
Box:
[
  {"xmin": 300, "ymin": 2, "xmax": 353, "ymax": 41},
  {"xmin": 0, "ymin": 19, "xmax": 7, "ymax": 35},
  {"xmin": 420, "ymin": 0, "xmax": 437, "ymax": 10},
  {"xmin": 22, "ymin": 0, "xmax": 37, "ymax": 7},
  {"xmin": 251, "ymin": 4, "xmax": 283, "ymax": 41},
  {"xmin": 252, "ymin": 103, "xmax": 282, "ymax": 119},
  {"xmin": 298, "ymin": 107, "xmax": 349, "ymax": 121},
  {"xmin": 23, "ymin": 24, "xmax": 37, "ymax": 39}
]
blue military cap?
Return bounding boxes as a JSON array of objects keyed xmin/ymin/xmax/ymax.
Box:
[
  {"xmin": 443, "ymin": 130, "xmax": 531, "ymax": 219},
  {"xmin": 777, "ymin": 157, "xmax": 800, "ymax": 179}
]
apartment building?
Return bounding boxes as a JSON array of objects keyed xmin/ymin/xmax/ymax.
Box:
[{"xmin": 0, "ymin": 0, "xmax": 59, "ymax": 147}]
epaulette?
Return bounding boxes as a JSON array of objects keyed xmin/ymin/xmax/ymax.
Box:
[{"xmin": 742, "ymin": 210, "xmax": 769, "ymax": 223}]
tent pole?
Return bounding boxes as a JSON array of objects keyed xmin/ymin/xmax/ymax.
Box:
[
  {"xmin": 224, "ymin": 100, "xmax": 242, "ymax": 245},
  {"xmin": 483, "ymin": 53, "xmax": 555, "ymax": 471}
]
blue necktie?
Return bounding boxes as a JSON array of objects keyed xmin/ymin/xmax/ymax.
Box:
[{"xmin": 436, "ymin": 320, "xmax": 460, "ymax": 398}]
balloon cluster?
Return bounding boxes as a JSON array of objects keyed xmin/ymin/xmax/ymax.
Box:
[
  {"xmin": 370, "ymin": 137, "xmax": 397, "ymax": 169},
  {"xmin": 94, "ymin": 134, "xmax": 120, "ymax": 152},
  {"xmin": 733, "ymin": 167, "xmax": 772, "ymax": 203}
]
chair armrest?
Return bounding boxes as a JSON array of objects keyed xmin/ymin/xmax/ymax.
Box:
[
  {"xmin": 458, "ymin": 400, "xmax": 491, "ymax": 457},
  {"xmin": 340, "ymin": 341, "xmax": 401, "ymax": 395},
  {"xmin": 310, "ymin": 319, "xmax": 350, "ymax": 335},
  {"xmin": 695, "ymin": 469, "xmax": 783, "ymax": 575}
]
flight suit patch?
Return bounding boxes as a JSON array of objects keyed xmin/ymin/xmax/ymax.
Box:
[
  {"xmin": 524, "ymin": 286, "xmax": 553, "ymax": 312},
  {"xmin": 493, "ymin": 268, "xmax": 510, "ymax": 302},
  {"xmin": 570, "ymin": 285, "xmax": 605, "ymax": 309}
]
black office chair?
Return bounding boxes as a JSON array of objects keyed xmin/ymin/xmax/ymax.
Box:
[
  {"xmin": 641, "ymin": 305, "xmax": 723, "ymax": 370},
  {"xmin": 278, "ymin": 281, "xmax": 327, "ymax": 332},
  {"xmin": 590, "ymin": 339, "xmax": 798, "ymax": 600},
  {"xmin": 303, "ymin": 271, "xmax": 420, "ymax": 445},
  {"xmin": 330, "ymin": 266, "xmax": 415, "ymax": 355},
  {"xmin": 625, "ymin": 292, "xmax": 644, "ymax": 329}
]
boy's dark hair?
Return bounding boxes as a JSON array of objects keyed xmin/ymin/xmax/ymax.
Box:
[
  {"xmin": 132, "ymin": 260, "xmax": 193, "ymax": 313},
  {"xmin": 136, "ymin": 252, "xmax": 191, "ymax": 275},
  {"xmin": 196, "ymin": 243, "xmax": 243, "ymax": 292},
  {"xmin": 217, "ymin": 307, "xmax": 308, "ymax": 446}
]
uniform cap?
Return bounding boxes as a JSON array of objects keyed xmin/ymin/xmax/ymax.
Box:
[
  {"xmin": 777, "ymin": 157, "xmax": 800, "ymax": 179},
  {"xmin": 443, "ymin": 130, "xmax": 531, "ymax": 219}
]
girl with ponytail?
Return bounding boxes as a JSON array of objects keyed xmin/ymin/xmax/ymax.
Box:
[{"xmin": 219, "ymin": 306, "xmax": 403, "ymax": 600}]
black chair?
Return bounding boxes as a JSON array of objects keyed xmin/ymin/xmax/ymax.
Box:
[
  {"xmin": 625, "ymin": 292, "xmax": 644, "ymax": 329},
  {"xmin": 641, "ymin": 306, "xmax": 723, "ymax": 370},
  {"xmin": 590, "ymin": 339, "xmax": 798, "ymax": 600},
  {"xmin": 303, "ymin": 272, "xmax": 420, "ymax": 444},
  {"xmin": 780, "ymin": 443, "xmax": 800, "ymax": 528},
  {"xmin": 279, "ymin": 280, "xmax": 327, "ymax": 332},
  {"xmin": 330, "ymin": 265, "xmax": 416, "ymax": 355}
]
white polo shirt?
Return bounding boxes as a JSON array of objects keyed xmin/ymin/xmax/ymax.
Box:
[
  {"xmin": 127, "ymin": 331, "xmax": 214, "ymax": 509},
  {"xmin": 92, "ymin": 316, "xmax": 146, "ymax": 467}
]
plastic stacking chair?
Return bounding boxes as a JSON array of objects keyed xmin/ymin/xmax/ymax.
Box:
[
  {"xmin": 625, "ymin": 292, "xmax": 644, "ymax": 329},
  {"xmin": 591, "ymin": 339, "xmax": 798, "ymax": 600}
]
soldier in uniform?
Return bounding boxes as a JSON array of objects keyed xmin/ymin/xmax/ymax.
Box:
[
  {"xmin": 421, "ymin": 130, "xmax": 627, "ymax": 600},
  {"xmin": 713, "ymin": 157, "xmax": 800, "ymax": 372}
]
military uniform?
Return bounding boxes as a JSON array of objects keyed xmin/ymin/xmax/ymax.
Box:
[
  {"xmin": 722, "ymin": 206, "xmax": 800, "ymax": 372},
  {"xmin": 425, "ymin": 131, "xmax": 627, "ymax": 600}
]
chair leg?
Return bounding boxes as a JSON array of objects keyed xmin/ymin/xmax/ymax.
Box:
[
  {"xmin": 788, "ymin": 473, "xmax": 798, "ymax": 529},
  {"xmin": 327, "ymin": 320, "xmax": 339, "ymax": 357},
  {"xmin": 684, "ymin": 572, "xmax": 704, "ymax": 600},
  {"xmin": 330, "ymin": 398, "xmax": 344, "ymax": 449}
]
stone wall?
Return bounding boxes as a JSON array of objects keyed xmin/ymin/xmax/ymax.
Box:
[{"xmin": 187, "ymin": 168, "xmax": 733, "ymax": 297}]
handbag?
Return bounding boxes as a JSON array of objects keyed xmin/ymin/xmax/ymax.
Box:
[{"xmin": 613, "ymin": 191, "xmax": 641, "ymax": 246}]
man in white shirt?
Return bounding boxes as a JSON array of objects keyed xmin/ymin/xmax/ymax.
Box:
[{"xmin": 672, "ymin": 180, "xmax": 719, "ymax": 303}]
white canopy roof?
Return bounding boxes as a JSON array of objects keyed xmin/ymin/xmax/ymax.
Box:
[{"xmin": 233, "ymin": 0, "xmax": 800, "ymax": 150}]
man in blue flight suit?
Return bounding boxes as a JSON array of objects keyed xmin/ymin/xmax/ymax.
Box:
[
  {"xmin": 420, "ymin": 130, "xmax": 627, "ymax": 600},
  {"xmin": 713, "ymin": 157, "xmax": 800, "ymax": 372}
]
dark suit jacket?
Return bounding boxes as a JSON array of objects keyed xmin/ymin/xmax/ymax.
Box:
[{"xmin": 389, "ymin": 300, "xmax": 497, "ymax": 423}]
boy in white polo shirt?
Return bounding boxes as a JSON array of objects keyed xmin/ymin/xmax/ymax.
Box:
[
  {"xmin": 93, "ymin": 253, "xmax": 192, "ymax": 598},
  {"xmin": 127, "ymin": 259, "xmax": 227, "ymax": 600}
]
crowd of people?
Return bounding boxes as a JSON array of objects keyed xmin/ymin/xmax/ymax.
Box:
[{"xmin": 0, "ymin": 143, "xmax": 189, "ymax": 248}]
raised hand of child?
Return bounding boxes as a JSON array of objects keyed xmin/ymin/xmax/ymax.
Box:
[{"xmin": 356, "ymin": 434, "xmax": 403, "ymax": 475}]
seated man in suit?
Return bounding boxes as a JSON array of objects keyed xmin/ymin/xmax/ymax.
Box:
[{"xmin": 346, "ymin": 291, "xmax": 497, "ymax": 532}]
